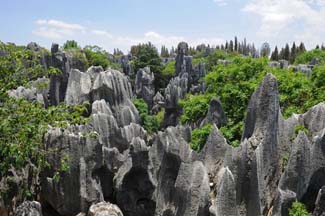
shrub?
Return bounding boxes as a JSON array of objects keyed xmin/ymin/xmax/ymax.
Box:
[
  {"xmin": 289, "ymin": 202, "xmax": 311, "ymax": 216},
  {"xmin": 179, "ymin": 94, "xmax": 213, "ymax": 124},
  {"xmin": 295, "ymin": 49, "xmax": 325, "ymax": 65},
  {"xmin": 133, "ymin": 98, "xmax": 161, "ymax": 133},
  {"xmin": 132, "ymin": 43, "xmax": 165, "ymax": 90},
  {"xmin": 162, "ymin": 60, "xmax": 176, "ymax": 77},
  {"xmin": 191, "ymin": 124, "xmax": 213, "ymax": 151},
  {"xmin": 294, "ymin": 125, "xmax": 310, "ymax": 137},
  {"xmin": 63, "ymin": 40, "xmax": 80, "ymax": 50}
]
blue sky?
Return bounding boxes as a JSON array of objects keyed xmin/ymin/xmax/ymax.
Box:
[{"xmin": 1, "ymin": 0, "xmax": 325, "ymax": 52}]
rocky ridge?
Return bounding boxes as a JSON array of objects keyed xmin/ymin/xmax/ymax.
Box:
[{"xmin": 1, "ymin": 42, "xmax": 325, "ymax": 216}]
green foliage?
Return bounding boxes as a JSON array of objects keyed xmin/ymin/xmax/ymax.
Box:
[
  {"xmin": 281, "ymin": 154, "xmax": 289, "ymax": 172},
  {"xmin": 162, "ymin": 60, "xmax": 176, "ymax": 77},
  {"xmin": 294, "ymin": 125, "xmax": 310, "ymax": 137},
  {"xmin": 192, "ymin": 57, "xmax": 207, "ymax": 66},
  {"xmin": 191, "ymin": 124, "xmax": 213, "ymax": 151},
  {"xmin": 204, "ymin": 57, "xmax": 267, "ymax": 145},
  {"xmin": 84, "ymin": 45, "xmax": 121, "ymax": 70},
  {"xmin": 84, "ymin": 46, "xmax": 109, "ymax": 69},
  {"xmin": 289, "ymin": 202, "xmax": 311, "ymax": 216},
  {"xmin": 0, "ymin": 97, "xmax": 90, "ymax": 176},
  {"xmin": 133, "ymin": 98, "xmax": 162, "ymax": 133},
  {"xmin": 206, "ymin": 49, "xmax": 232, "ymax": 70},
  {"xmin": 179, "ymin": 94, "xmax": 213, "ymax": 124},
  {"xmin": 0, "ymin": 43, "xmax": 50, "ymax": 90},
  {"xmin": 132, "ymin": 43, "xmax": 165, "ymax": 89},
  {"xmin": 63, "ymin": 40, "xmax": 79, "ymax": 50},
  {"xmin": 295, "ymin": 49, "xmax": 325, "ymax": 64}
]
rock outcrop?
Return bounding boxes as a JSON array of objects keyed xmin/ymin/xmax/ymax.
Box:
[
  {"xmin": 210, "ymin": 167, "xmax": 239, "ymax": 216},
  {"xmin": 313, "ymin": 186, "xmax": 325, "ymax": 216},
  {"xmin": 135, "ymin": 67, "xmax": 155, "ymax": 108},
  {"xmin": 16, "ymin": 201, "xmax": 42, "ymax": 216},
  {"xmin": 5, "ymin": 47, "xmax": 325, "ymax": 216},
  {"xmin": 201, "ymin": 97, "xmax": 227, "ymax": 128},
  {"xmin": 88, "ymin": 202, "xmax": 123, "ymax": 216}
]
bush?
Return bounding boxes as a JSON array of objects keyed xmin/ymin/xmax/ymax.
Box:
[
  {"xmin": 162, "ymin": 60, "xmax": 176, "ymax": 77},
  {"xmin": 133, "ymin": 98, "xmax": 161, "ymax": 133},
  {"xmin": 295, "ymin": 49, "xmax": 325, "ymax": 65},
  {"xmin": 289, "ymin": 202, "xmax": 311, "ymax": 216},
  {"xmin": 63, "ymin": 40, "xmax": 79, "ymax": 50},
  {"xmin": 179, "ymin": 94, "xmax": 213, "ymax": 124},
  {"xmin": 132, "ymin": 43, "xmax": 165, "ymax": 90},
  {"xmin": 191, "ymin": 124, "xmax": 213, "ymax": 151},
  {"xmin": 294, "ymin": 125, "xmax": 310, "ymax": 137},
  {"xmin": 0, "ymin": 96, "xmax": 90, "ymax": 175}
]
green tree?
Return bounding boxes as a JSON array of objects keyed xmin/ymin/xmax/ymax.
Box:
[
  {"xmin": 132, "ymin": 43, "xmax": 165, "ymax": 90},
  {"xmin": 133, "ymin": 98, "xmax": 161, "ymax": 133},
  {"xmin": 63, "ymin": 40, "xmax": 79, "ymax": 50},
  {"xmin": 289, "ymin": 202, "xmax": 311, "ymax": 216},
  {"xmin": 284, "ymin": 43, "xmax": 291, "ymax": 61},
  {"xmin": 191, "ymin": 124, "xmax": 213, "ymax": 151},
  {"xmin": 290, "ymin": 42, "xmax": 297, "ymax": 64},
  {"xmin": 271, "ymin": 46, "xmax": 279, "ymax": 61}
]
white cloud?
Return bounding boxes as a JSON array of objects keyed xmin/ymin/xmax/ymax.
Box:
[
  {"xmin": 242, "ymin": 0, "xmax": 325, "ymax": 47},
  {"xmin": 91, "ymin": 30, "xmax": 113, "ymax": 38},
  {"xmin": 33, "ymin": 19, "xmax": 86, "ymax": 39},
  {"xmin": 213, "ymin": 0, "xmax": 228, "ymax": 6},
  {"xmin": 32, "ymin": 19, "xmax": 225, "ymax": 52}
]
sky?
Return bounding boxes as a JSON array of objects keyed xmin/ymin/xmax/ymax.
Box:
[{"xmin": 1, "ymin": 0, "xmax": 325, "ymax": 53}]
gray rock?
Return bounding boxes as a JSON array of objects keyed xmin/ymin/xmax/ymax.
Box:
[
  {"xmin": 198, "ymin": 125, "xmax": 230, "ymax": 177},
  {"xmin": 277, "ymin": 112, "xmax": 300, "ymax": 165},
  {"xmin": 41, "ymin": 126, "xmax": 110, "ymax": 215},
  {"xmin": 7, "ymin": 77, "xmax": 50, "ymax": 106},
  {"xmin": 64, "ymin": 69, "xmax": 91, "ymax": 104},
  {"xmin": 272, "ymin": 189, "xmax": 296, "ymax": 216},
  {"xmin": 201, "ymin": 97, "xmax": 227, "ymax": 128},
  {"xmin": 192, "ymin": 61, "xmax": 206, "ymax": 84},
  {"xmin": 151, "ymin": 126, "xmax": 194, "ymax": 215},
  {"xmin": 269, "ymin": 61, "xmax": 280, "ymax": 68},
  {"xmin": 120, "ymin": 55, "xmax": 133, "ymax": 76},
  {"xmin": 87, "ymin": 65, "xmax": 104, "ymax": 81},
  {"xmin": 302, "ymin": 129, "xmax": 325, "ymax": 210},
  {"xmin": 49, "ymin": 43, "xmax": 69, "ymax": 105},
  {"xmin": 135, "ymin": 67, "xmax": 155, "ymax": 108},
  {"xmin": 217, "ymin": 59, "xmax": 232, "ymax": 66},
  {"xmin": 115, "ymin": 137, "xmax": 156, "ymax": 216},
  {"xmin": 175, "ymin": 42, "xmax": 189, "ymax": 77},
  {"xmin": 8, "ymin": 86, "xmax": 38, "ymax": 102},
  {"xmin": 313, "ymin": 186, "xmax": 325, "ymax": 216},
  {"xmin": 210, "ymin": 167, "xmax": 239, "ymax": 216},
  {"xmin": 291, "ymin": 64, "xmax": 312, "ymax": 76},
  {"xmin": 164, "ymin": 73, "xmax": 188, "ymax": 126},
  {"xmin": 302, "ymin": 102, "xmax": 325, "ymax": 134},
  {"xmin": 279, "ymin": 131, "xmax": 311, "ymax": 200},
  {"xmin": 16, "ymin": 201, "xmax": 42, "ymax": 216},
  {"xmin": 241, "ymin": 74, "xmax": 280, "ymax": 215},
  {"xmin": 173, "ymin": 161, "xmax": 210, "ymax": 216},
  {"xmin": 88, "ymin": 201, "xmax": 123, "ymax": 216},
  {"xmin": 279, "ymin": 60, "xmax": 289, "ymax": 69},
  {"xmin": 310, "ymin": 58, "xmax": 321, "ymax": 66},
  {"xmin": 151, "ymin": 91, "xmax": 165, "ymax": 114}
]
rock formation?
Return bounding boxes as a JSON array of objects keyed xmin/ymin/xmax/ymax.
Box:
[
  {"xmin": 16, "ymin": 201, "xmax": 43, "ymax": 216},
  {"xmin": 135, "ymin": 67, "xmax": 155, "ymax": 108}
]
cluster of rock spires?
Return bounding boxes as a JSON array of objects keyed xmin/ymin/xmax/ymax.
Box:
[
  {"xmin": 2, "ymin": 42, "xmax": 325, "ymax": 216},
  {"xmin": 268, "ymin": 58, "xmax": 321, "ymax": 77}
]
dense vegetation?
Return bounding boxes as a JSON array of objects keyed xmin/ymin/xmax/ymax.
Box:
[
  {"xmin": 0, "ymin": 42, "xmax": 90, "ymax": 184},
  {"xmin": 133, "ymin": 98, "xmax": 163, "ymax": 133},
  {"xmin": 289, "ymin": 202, "xmax": 312, "ymax": 216},
  {"xmin": 180, "ymin": 49, "xmax": 325, "ymax": 146},
  {"xmin": 190, "ymin": 124, "xmax": 213, "ymax": 151}
]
